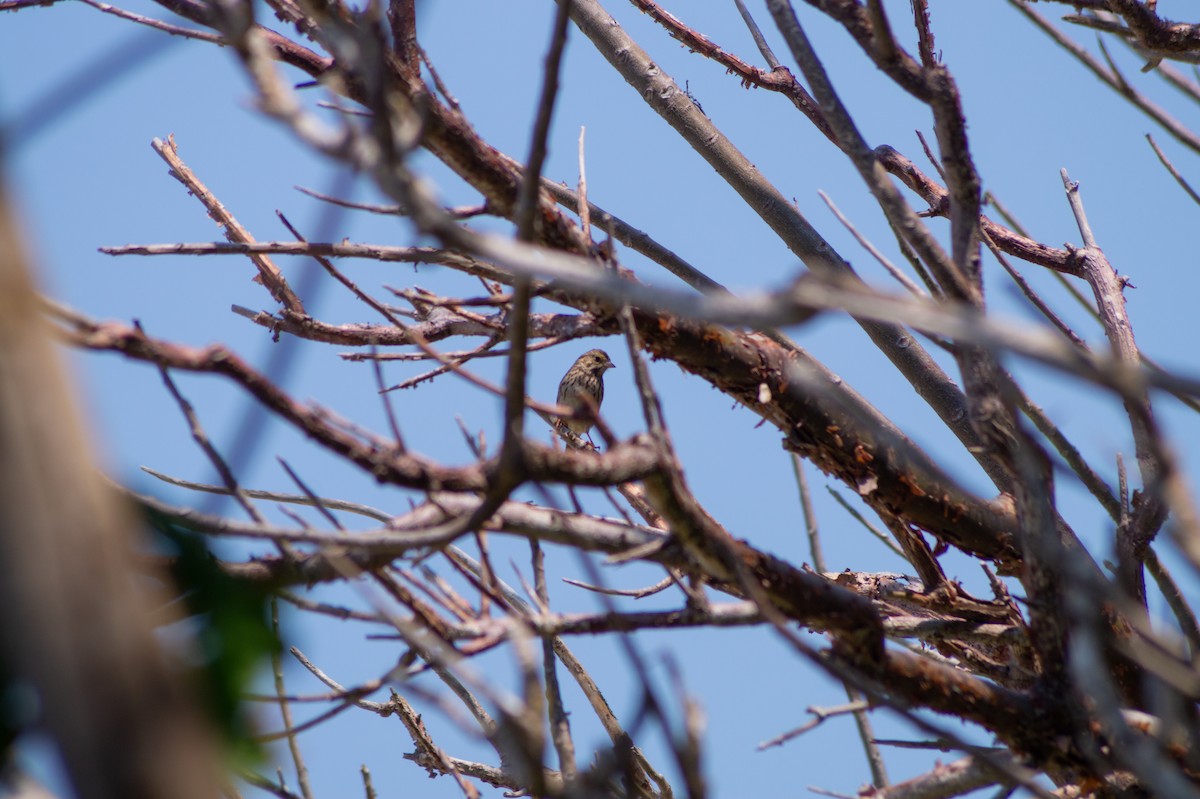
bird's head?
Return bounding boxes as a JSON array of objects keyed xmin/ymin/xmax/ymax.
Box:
[{"xmin": 579, "ymin": 349, "xmax": 614, "ymax": 374}]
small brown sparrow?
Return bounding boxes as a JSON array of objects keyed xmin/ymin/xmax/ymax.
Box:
[{"xmin": 556, "ymin": 349, "xmax": 615, "ymax": 444}]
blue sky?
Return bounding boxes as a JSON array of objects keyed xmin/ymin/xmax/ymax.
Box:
[{"xmin": 4, "ymin": 1, "xmax": 1200, "ymax": 797}]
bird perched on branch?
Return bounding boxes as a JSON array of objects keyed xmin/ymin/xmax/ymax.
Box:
[{"xmin": 556, "ymin": 349, "xmax": 614, "ymax": 445}]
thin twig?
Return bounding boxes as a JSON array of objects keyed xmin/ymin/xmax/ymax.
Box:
[
  {"xmin": 271, "ymin": 600, "xmax": 314, "ymax": 799},
  {"xmin": 562, "ymin": 575, "xmax": 674, "ymax": 598},
  {"xmin": 150, "ymin": 136, "xmax": 304, "ymax": 312},
  {"xmin": 826, "ymin": 487, "xmax": 907, "ymax": 559},
  {"xmin": 734, "ymin": 0, "xmax": 782, "ymax": 68},
  {"xmin": 820, "ymin": 190, "xmax": 926, "ymax": 296},
  {"xmin": 1144, "ymin": 546, "xmax": 1200, "ymax": 660},
  {"xmin": 78, "ymin": 0, "xmax": 223, "ymax": 41},
  {"xmin": 792, "ymin": 457, "xmax": 889, "ymax": 786},
  {"xmin": 758, "ymin": 700, "xmax": 871, "ymax": 750},
  {"xmin": 140, "ymin": 467, "xmax": 392, "ymax": 521},
  {"xmin": 1146, "ymin": 133, "xmax": 1200, "ymax": 207},
  {"xmin": 533, "ymin": 541, "xmax": 577, "ymax": 781}
]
